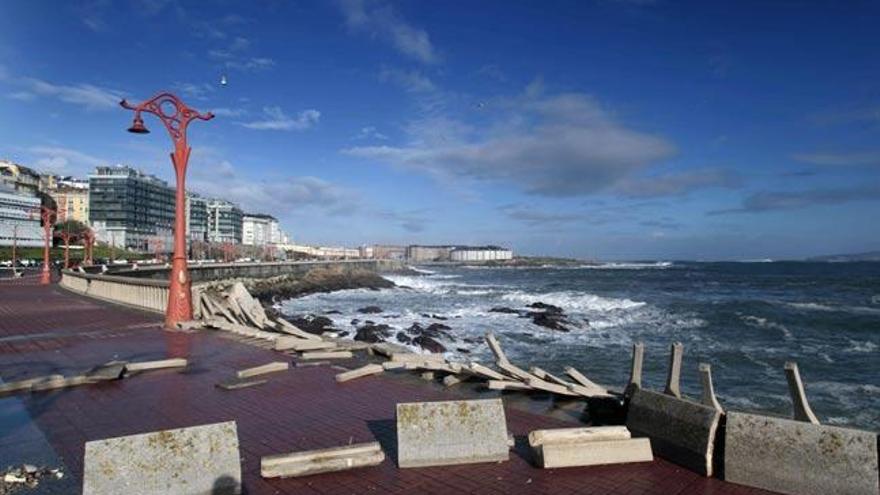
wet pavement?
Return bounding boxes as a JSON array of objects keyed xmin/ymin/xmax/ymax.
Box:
[{"xmin": 0, "ymin": 281, "xmax": 775, "ymax": 494}]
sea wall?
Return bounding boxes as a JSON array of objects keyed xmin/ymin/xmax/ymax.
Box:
[{"xmin": 111, "ymin": 259, "xmax": 404, "ymax": 282}]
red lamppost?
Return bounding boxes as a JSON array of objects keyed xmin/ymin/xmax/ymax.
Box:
[
  {"xmin": 82, "ymin": 229, "xmax": 95, "ymax": 266},
  {"xmin": 35, "ymin": 206, "xmax": 56, "ymax": 285},
  {"xmin": 121, "ymin": 92, "xmax": 214, "ymax": 329}
]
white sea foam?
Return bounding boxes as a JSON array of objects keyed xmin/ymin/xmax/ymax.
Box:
[
  {"xmin": 407, "ymin": 266, "xmax": 435, "ymax": 275},
  {"xmin": 580, "ymin": 261, "xmax": 673, "ymax": 270},
  {"xmin": 845, "ymin": 339, "xmax": 878, "ymax": 353},
  {"xmin": 785, "ymin": 301, "xmax": 880, "ymax": 315},
  {"xmin": 740, "ymin": 315, "xmax": 794, "ymax": 339},
  {"xmin": 501, "ymin": 290, "xmax": 646, "ymax": 312}
]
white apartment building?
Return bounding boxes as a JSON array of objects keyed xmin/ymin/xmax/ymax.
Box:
[
  {"xmin": 0, "ymin": 184, "xmax": 42, "ymax": 248},
  {"xmin": 450, "ymin": 246, "xmax": 513, "ymax": 262}
]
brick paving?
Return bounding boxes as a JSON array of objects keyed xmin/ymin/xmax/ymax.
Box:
[{"xmin": 0, "ymin": 283, "xmax": 776, "ymax": 494}]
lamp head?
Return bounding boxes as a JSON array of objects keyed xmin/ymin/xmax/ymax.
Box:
[{"xmin": 127, "ymin": 115, "xmax": 150, "ymax": 134}]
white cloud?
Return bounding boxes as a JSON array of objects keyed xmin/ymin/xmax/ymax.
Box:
[
  {"xmin": 354, "ymin": 126, "xmax": 388, "ymax": 140},
  {"xmin": 344, "ymin": 90, "xmax": 675, "ymax": 197},
  {"xmin": 378, "ymin": 67, "xmax": 436, "ymax": 93},
  {"xmin": 792, "ymin": 151, "xmax": 880, "ymax": 166},
  {"xmin": 210, "ymin": 107, "xmax": 246, "ymax": 117},
  {"xmin": 27, "ymin": 146, "xmax": 107, "ymax": 174},
  {"xmin": 239, "ymin": 107, "xmax": 321, "ymax": 131},
  {"xmin": 15, "ymin": 77, "xmax": 123, "ymax": 111},
  {"xmin": 174, "ymin": 82, "xmax": 215, "ymax": 100},
  {"xmin": 7, "ymin": 91, "xmax": 36, "ymax": 101},
  {"xmin": 338, "ymin": 0, "xmax": 438, "ymax": 64},
  {"xmin": 208, "ymin": 36, "xmax": 274, "ymax": 72},
  {"xmin": 615, "ymin": 168, "xmax": 741, "ymax": 198}
]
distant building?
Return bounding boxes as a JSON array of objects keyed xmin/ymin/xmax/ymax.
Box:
[
  {"xmin": 359, "ymin": 245, "xmax": 374, "ymax": 259},
  {"xmin": 185, "ymin": 193, "xmax": 208, "ymax": 243},
  {"xmin": 450, "ymin": 246, "xmax": 513, "ymax": 262},
  {"xmin": 0, "ymin": 160, "xmax": 41, "ymax": 195},
  {"xmin": 406, "ymin": 245, "xmax": 454, "ymax": 262},
  {"xmin": 207, "ymin": 199, "xmax": 243, "ymax": 244},
  {"xmin": 52, "ymin": 185, "xmax": 90, "ymax": 225},
  {"xmin": 0, "ymin": 183, "xmax": 42, "ymax": 248},
  {"xmin": 372, "ymin": 245, "xmax": 406, "ymax": 260},
  {"xmin": 242, "ymin": 213, "xmax": 277, "ymax": 246},
  {"xmin": 88, "ymin": 166, "xmax": 175, "ymax": 252}
]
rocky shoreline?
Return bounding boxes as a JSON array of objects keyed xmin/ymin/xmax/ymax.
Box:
[{"xmin": 248, "ymin": 266, "xmax": 397, "ymax": 304}]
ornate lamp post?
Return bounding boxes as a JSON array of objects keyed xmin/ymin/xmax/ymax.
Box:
[
  {"xmin": 121, "ymin": 92, "xmax": 214, "ymax": 329},
  {"xmin": 82, "ymin": 229, "xmax": 95, "ymax": 266},
  {"xmin": 28, "ymin": 206, "xmax": 56, "ymax": 285}
]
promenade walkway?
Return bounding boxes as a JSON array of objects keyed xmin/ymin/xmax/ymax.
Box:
[{"xmin": 0, "ymin": 281, "xmax": 774, "ymax": 494}]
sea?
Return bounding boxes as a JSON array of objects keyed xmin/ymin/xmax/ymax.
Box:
[{"xmin": 280, "ymin": 261, "xmax": 880, "ymax": 431}]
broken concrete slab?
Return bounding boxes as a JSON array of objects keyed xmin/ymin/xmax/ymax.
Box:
[
  {"xmin": 0, "ymin": 375, "xmax": 64, "ymax": 396},
  {"xmin": 126, "ymin": 358, "xmax": 188, "ymax": 372},
  {"xmin": 536, "ymin": 438, "xmax": 653, "ymax": 469},
  {"xmin": 397, "ymin": 398, "xmax": 509, "ymax": 468},
  {"xmin": 274, "ymin": 337, "xmax": 336, "ymax": 352},
  {"xmin": 274, "ymin": 318, "xmax": 322, "ymax": 341},
  {"xmin": 229, "ymin": 282, "xmax": 269, "ymax": 329},
  {"xmin": 487, "ymin": 380, "xmax": 532, "ymax": 392},
  {"xmin": 85, "ymin": 362, "xmax": 127, "ymax": 381},
  {"xmin": 724, "ymin": 412, "xmax": 879, "ymax": 495},
  {"xmin": 216, "ymin": 378, "xmax": 268, "ymax": 391},
  {"xmin": 30, "ymin": 375, "xmax": 94, "ymax": 392},
  {"xmin": 301, "ymin": 351, "xmax": 353, "ymax": 360},
  {"xmin": 626, "ymin": 388, "xmax": 721, "ymax": 476},
  {"xmin": 236, "ymin": 361, "xmax": 289, "ymax": 379},
  {"xmin": 261, "ymin": 441, "xmax": 384, "ymax": 479},
  {"xmin": 466, "ymin": 362, "xmax": 507, "ymax": 381},
  {"xmin": 443, "ymin": 375, "xmax": 462, "ymax": 387},
  {"xmin": 83, "ymin": 421, "xmax": 241, "ymax": 495},
  {"xmin": 528, "ymin": 426, "xmax": 631, "ymax": 447},
  {"xmin": 335, "ymin": 364, "xmax": 384, "ymax": 383}
]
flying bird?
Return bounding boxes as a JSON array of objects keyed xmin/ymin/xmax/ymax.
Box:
[{"xmin": 220, "ymin": 74, "xmax": 228, "ymax": 86}]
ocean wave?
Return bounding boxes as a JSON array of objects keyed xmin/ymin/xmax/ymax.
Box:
[
  {"xmin": 846, "ymin": 339, "xmax": 878, "ymax": 353},
  {"xmin": 740, "ymin": 315, "xmax": 794, "ymax": 339},
  {"xmin": 501, "ymin": 290, "xmax": 646, "ymax": 312},
  {"xmin": 407, "ymin": 266, "xmax": 435, "ymax": 275},
  {"xmin": 785, "ymin": 302, "xmax": 880, "ymax": 316},
  {"xmin": 579, "ymin": 261, "xmax": 673, "ymax": 270}
]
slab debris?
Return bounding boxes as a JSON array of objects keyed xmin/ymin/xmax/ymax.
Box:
[
  {"xmin": 236, "ymin": 361, "xmax": 289, "ymax": 379},
  {"xmin": 261, "ymin": 441, "xmax": 384, "ymax": 479},
  {"xmin": 335, "ymin": 364, "xmax": 384, "ymax": 383}
]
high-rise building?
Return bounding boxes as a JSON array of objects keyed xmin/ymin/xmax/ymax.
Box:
[
  {"xmin": 0, "ymin": 183, "xmax": 42, "ymax": 248},
  {"xmin": 88, "ymin": 166, "xmax": 174, "ymax": 252},
  {"xmin": 185, "ymin": 193, "xmax": 208, "ymax": 242},
  {"xmin": 0, "ymin": 160, "xmax": 41, "ymax": 195},
  {"xmin": 207, "ymin": 199, "xmax": 242, "ymax": 244}
]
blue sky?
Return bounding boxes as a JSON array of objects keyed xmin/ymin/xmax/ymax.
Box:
[{"xmin": 1, "ymin": 0, "xmax": 878, "ymax": 260}]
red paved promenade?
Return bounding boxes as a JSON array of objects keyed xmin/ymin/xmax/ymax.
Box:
[{"xmin": 0, "ymin": 281, "xmax": 775, "ymax": 494}]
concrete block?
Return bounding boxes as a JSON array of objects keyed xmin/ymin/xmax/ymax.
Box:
[
  {"xmin": 274, "ymin": 337, "xmax": 336, "ymax": 352},
  {"xmin": 487, "ymin": 380, "xmax": 532, "ymax": 392},
  {"xmin": 126, "ymin": 358, "xmax": 188, "ymax": 372},
  {"xmin": 625, "ymin": 342, "xmax": 645, "ymax": 397},
  {"xmin": 335, "ymin": 364, "xmax": 384, "ymax": 383},
  {"xmin": 397, "ymin": 398, "xmax": 509, "ymax": 468},
  {"xmin": 83, "ymin": 421, "xmax": 241, "ymax": 495},
  {"xmin": 626, "ymin": 388, "xmax": 721, "ymax": 476},
  {"xmin": 466, "ymin": 362, "xmax": 507, "ymax": 381},
  {"xmin": 664, "ymin": 342, "xmax": 683, "ymax": 398},
  {"xmin": 537, "ymin": 438, "xmax": 653, "ymax": 468},
  {"xmin": 725, "ymin": 412, "xmax": 879, "ymax": 495},
  {"xmin": 301, "ymin": 351, "xmax": 353, "ymax": 360},
  {"xmin": 528, "ymin": 426, "xmax": 631, "ymax": 447},
  {"xmin": 216, "ymin": 378, "xmax": 268, "ymax": 390},
  {"xmin": 236, "ymin": 361, "xmax": 289, "ymax": 379},
  {"xmin": 261, "ymin": 441, "xmax": 384, "ymax": 479}
]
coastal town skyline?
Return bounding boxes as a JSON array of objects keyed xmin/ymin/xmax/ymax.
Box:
[{"xmin": 2, "ymin": 1, "xmax": 879, "ymax": 260}]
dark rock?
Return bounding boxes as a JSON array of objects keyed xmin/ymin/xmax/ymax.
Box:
[
  {"xmin": 396, "ymin": 332, "xmax": 412, "ymax": 344},
  {"xmin": 407, "ymin": 322, "xmax": 454, "ymax": 341},
  {"xmin": 413, "ymin": 335, "xmax": 446, "ymax": 353},
  {"xmin": 248, "ymin": 266, "xmax": 395, "ymax": 303},
  {"xmin": 421, "ymin": 313, "xmax": 449, "ymax": 320},
  {"xmin": 324, "ymin": 309, "xmax": 342, "ymax": 315},
  {"xmin": 357, "ymin": 305, "xmax": 383, "ymax": 314},
  {"xmin": 350, "ymin": 319, "xmax": 360, "ymax": 326},
  {"xmin": 529, "ymin": 311, "xmax": 570, "ymax": 332},
  {"xmin": 462, "ymin": 337, "xmax": 479, "ymax": 344},
  {"xmin": 383, "ymin": 314, "xmax": 401, "ymax": 319},
  {"xmin": 489, "ymin": 307, "xmax": 520, "ymax": 314},
  {"xmin": 528, "ymin": 302, "xmax": 564, "ymax": 313},
  {"xmin": 287, "ymin": 315, "xmax": 336, "ymax": 335},
  {"xmin": 337, "ymin": 331, "xmax": 349, "ymax": 338},
  {"xmin": 456, "ymin": 347, "xmax": 471, "ymax": 354},
  {"xmin": 354, "ymin": 323, "xmax": 392, "ymax": 343}
]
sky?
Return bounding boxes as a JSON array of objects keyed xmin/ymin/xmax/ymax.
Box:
[{"xmin": 1, "ymin": 0, "xmax": 879, "ymax": 260}]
